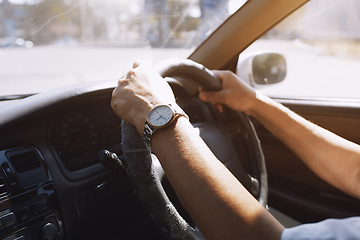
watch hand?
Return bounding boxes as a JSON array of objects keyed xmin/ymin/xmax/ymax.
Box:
[{"xmin": 157, "ymin": 115, "xmax": 164, "ymax": 121}]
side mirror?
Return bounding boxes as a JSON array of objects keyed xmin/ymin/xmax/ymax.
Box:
[{"xmin": 237, "ymin": 52, "xmax": 286, "ymax": 87}]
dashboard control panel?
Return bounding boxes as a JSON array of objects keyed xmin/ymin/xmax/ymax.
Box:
[
  {"xmin": 0, "ymin": 147, "xmax": 63, "ymax": 240},
  {"xmin": 5, "ymin": 148, "xmax": 47, "ymax": 188}
]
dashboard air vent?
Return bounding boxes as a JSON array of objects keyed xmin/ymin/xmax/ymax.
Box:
[
  {"xmin": 0, "ymin": 175, "xmax": 8, "ymax": 196},
  {"xmin": 182, "ymin": 105, "xmax": 207, "ymax": 124}
]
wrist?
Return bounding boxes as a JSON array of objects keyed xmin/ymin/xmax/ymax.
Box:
[
  {"xmin": 133, "ymin": 100, "xmax": 174, "ymax": 136},
  {"xmin": 246, "ymin": 91, "xmax": 275, "ymax": 118},
  {"xmin": 243, "ymin": 91, "xmax": 263, "ymax": 116},
  {"xmin": 133, "ymin": 106, "xmax": 152, "ymax": 136},
  {"xmin": 151, "ymin": 116, "xmax": 193, "ymax": 152},
  {"xmin": 142, "ymin": 103, "xmax": 189, "ymax": 148}
]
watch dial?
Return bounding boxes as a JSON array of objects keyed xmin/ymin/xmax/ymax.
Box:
[{"xmin": 149, "ymin": 105, "xmax": 173, "ymax": 127}]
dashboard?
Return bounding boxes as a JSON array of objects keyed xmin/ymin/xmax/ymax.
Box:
[
  {"xmin": 50, "ymin": 98, "xmax": 122, "ymax": 172},
  {"xmin": 0, "ymin": 79, "xmax": 256, "ymax": 240}
]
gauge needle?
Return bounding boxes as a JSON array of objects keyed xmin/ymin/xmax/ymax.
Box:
[{"xmin": 70, "ymin": 137, "xmax": 81, "ymax": 152}]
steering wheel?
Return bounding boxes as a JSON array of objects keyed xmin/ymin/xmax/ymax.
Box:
[{"xmin": 120, "ymin": 58, "xmax": 267, "ymax": 240}]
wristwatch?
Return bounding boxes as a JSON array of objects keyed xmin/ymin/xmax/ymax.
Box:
[{"xmin": 143, "ymin": 104, "xmax": 189, "ymax": 148}]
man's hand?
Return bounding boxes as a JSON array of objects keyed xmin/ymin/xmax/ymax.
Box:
[
  {"xmin": 111, "ymin": 61, "xmax": 176, "ymax": 135},
  {"xmin": 201, "ymin": 72, "xmax": 360, "ymax": 199},
  {"xmin": 111, "ymin": 62, "xmax": 285, "ymax": 240},
  {"xmin": 199, "ymin": 70, "xmax": 258, "ymax": 115}
]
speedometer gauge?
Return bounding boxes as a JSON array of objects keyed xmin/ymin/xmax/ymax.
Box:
[{"xmin": 52, "ymin": 111, "xmax": 101, "ymax": 171}]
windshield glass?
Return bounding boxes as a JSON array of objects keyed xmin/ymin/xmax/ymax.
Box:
[{"xmin": 0, "ymin": 0, "xmax": 246, "ymax": 96}]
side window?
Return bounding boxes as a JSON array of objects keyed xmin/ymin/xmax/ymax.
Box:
[{"xmin": 241, "ymin": 0, "xmax": 360, "ymax": 100}]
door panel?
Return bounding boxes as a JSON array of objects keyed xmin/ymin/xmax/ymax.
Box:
[{"xmin": 251, "ymin": 98, "xmax": 360, "ymax": 223}]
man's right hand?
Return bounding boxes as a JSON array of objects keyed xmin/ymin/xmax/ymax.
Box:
[{"xmin": 198, "ymin": 70, "xmax": 258, "ymax": 115}]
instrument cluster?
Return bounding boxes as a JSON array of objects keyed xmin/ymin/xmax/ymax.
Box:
[{"xmin": 50, "ymin": 99, "xmax": 122, "ymax": 171}]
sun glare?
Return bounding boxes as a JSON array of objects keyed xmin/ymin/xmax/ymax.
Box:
[{"xmin": 8, "ymin": 0, "xmax": 26, "ymax": 4}]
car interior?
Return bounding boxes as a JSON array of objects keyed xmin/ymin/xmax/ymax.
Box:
[{"xmin": 0, "ymin": 0, "xmax": 359, "ymax": 239}]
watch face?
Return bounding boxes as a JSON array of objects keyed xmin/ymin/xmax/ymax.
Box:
[{"xmin": 148, "ymin": 105, "xmax": 174, "ymax": 127}]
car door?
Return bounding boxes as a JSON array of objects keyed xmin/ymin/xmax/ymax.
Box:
[{"xmin": 239, "ymin": 0, "xmax": 360, "ymax": 223}]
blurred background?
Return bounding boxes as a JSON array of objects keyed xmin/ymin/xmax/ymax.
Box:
[
  {"xmin": 0, "ymin": 0, "xmax": 241, "ymax": 48},
  {"xmin": 1, "ymin": 0, "xmax": 360, "ymax": 99}
]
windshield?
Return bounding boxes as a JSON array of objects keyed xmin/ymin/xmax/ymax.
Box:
[{"xmin": 0, "ymin": 0, "xmax": 246, "ymax": 96}]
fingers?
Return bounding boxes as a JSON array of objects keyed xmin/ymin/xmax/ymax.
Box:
[
  {"xmin": 132, "ymin": 60, "xmax": 148, "ymax": 69},
  {"xmin": 125, "ymin": 69, "xmax": 135, "ymax": 79},
  {"xmin": 212, "ymin": 70, "xmax": 234, "ymax": 82},
  {"xmin": 119, "ymin": 60, "xmax": 149, "ymax": 84},
  {"xmin": 211, "ymin": 70, "xmax": 225, "ymax": 80},
  {"xmin": 199, "ymin": 91, "xmax": 224, "ymax": 104},
  {"xmin": 213, "ymin": 103, "xmax": 224, "ymax": 113},
  {"xmin": 132, "ymin": 61, "xmax": 140, "ymax": 68},
  {"xmin": 199, "ymin": 70, "xmax": 226, "ymax": 97},
  {"xmin": 199, "ymin": 72, "xmax": 226, "ymax": 112},
  {"xmin": 199, "ymin": 91, "xmax": 225, "ymax": 112}
]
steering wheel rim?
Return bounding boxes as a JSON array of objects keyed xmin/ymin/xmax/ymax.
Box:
[
  {"xmin": 156, "ymin": 58, "xmax": 222, "ymax": 91},
  {"xmin": 121, "ymin": 58, "xmax": 267, "ymax": 240}
]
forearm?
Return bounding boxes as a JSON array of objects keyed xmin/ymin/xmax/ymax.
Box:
[
  {"xmin": 249, "ymin": 92, "xmax": 360, "ymax": 198},
  {"xmin": 151, "ymin": 117, "xmax": 284, "ymax": 240},
  {"xmin": 112, "ymin": 63, "xmax": 284, "ymax": 239}
]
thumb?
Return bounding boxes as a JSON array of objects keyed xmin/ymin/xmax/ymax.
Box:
[{"xmin": 199, "ymin": 91, "xmax": 224, "ymax": 104}]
